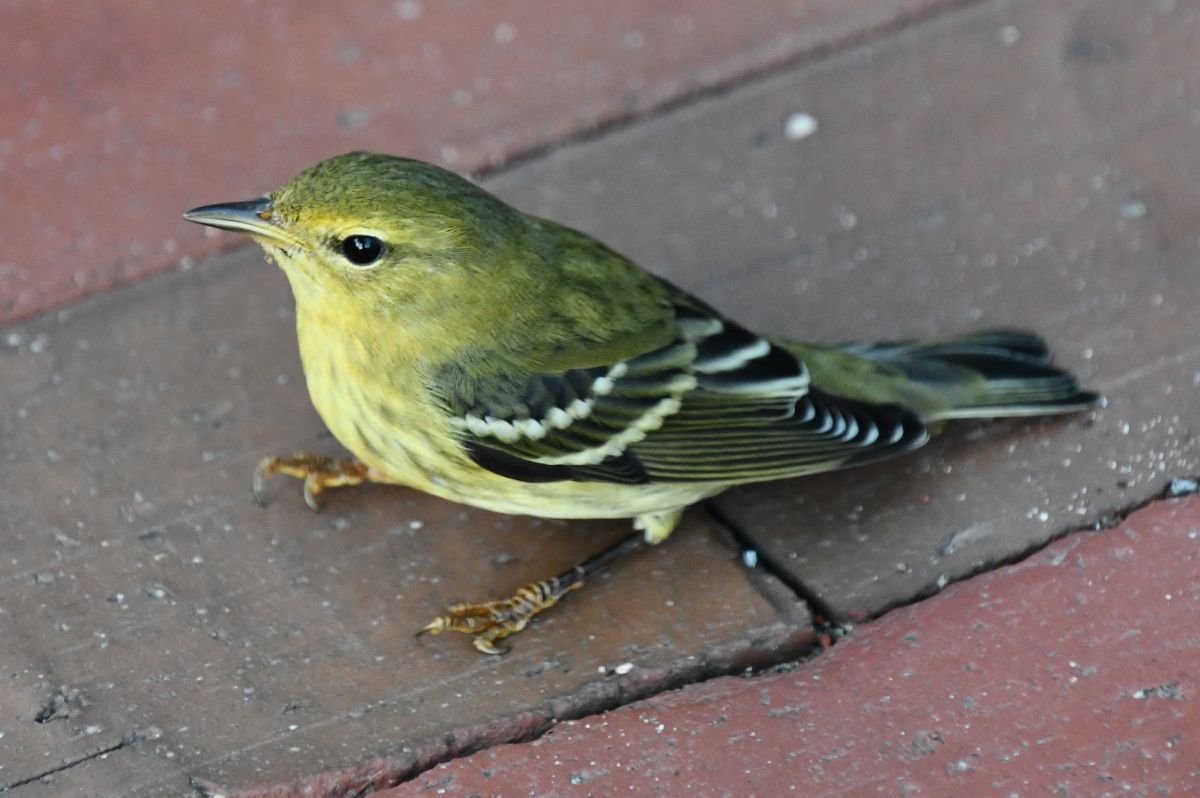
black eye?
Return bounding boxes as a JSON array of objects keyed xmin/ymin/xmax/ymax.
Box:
[{"xmin": 340, "ymin": 235, "xmax": 384, "ymax": 266}]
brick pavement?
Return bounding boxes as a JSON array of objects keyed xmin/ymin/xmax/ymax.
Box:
[{"xmin": 2, "ymin": 0, "xmax": 1197, "ymax": 795}]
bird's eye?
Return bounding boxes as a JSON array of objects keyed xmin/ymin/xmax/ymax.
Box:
[{"xmin": 340, "ymin": 235, "xmax": 384, "ymax": 266}]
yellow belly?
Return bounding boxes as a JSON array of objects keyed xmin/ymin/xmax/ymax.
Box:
[{"xmin": 296, "ymin": 318, "xmax": 722, "ymax": 521}]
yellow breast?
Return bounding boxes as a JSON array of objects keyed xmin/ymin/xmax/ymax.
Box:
[
  {"xmin": 293, "ymin": 306, "xmax": 723, "ymax": 521},
  {"xmin": 294, "ymin": 307, "xmax": 456, "ymax": 489}
]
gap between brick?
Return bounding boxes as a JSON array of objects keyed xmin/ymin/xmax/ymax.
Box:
[
  {"xmin": 704, "ymin": 500, "xmax": 843, "ymax": 637},
  {"xmin": 469, "ymin": 0, "xmax": 989, "ymax": 181},
  {"xmin": 84, "ymin": 0, "xmax": 990, "ymax": 309},
  {"xmin": 190, "ymin": 622, "xmax": 816, "ymax": 798},
  {"xmin": 408, "ymin": 475, "xmax": 1197, "ymax": 794},
  {"xmin": 273, "ymin": 477, "xmax": 1200, "ymax": 798},
  {"xmin": 707, "ymin": 475, "xmax": 1200, "ymax": 657},
  {"xmin": 0, "ymin": 733, "xmax": 149, "ymax": 794},
  {"xmin": 856, "ymin": 474, "xmax": 1200, "ymax": 621},
  {"xmin": 10, "ymin": 2, "xmax": 1067, "ymax": 794}
]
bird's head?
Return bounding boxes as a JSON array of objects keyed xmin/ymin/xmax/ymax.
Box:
[{"xmin": 184, "ymin": 152, "xmax": 528, "ymax": 318}]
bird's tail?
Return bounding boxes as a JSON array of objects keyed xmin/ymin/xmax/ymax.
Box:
[{"xmin": 836, "ymin": 329, "xmax": 1101, "ymax": 422}]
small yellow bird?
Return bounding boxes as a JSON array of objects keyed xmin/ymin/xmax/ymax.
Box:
[{"xmin": 185, "ymin": 152, "xmax": 1098, "ymax": 654}]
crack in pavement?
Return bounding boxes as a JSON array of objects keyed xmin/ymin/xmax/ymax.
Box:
[
  {"xmin": 3, "ymin": 0, "xmax": 1159, "ymax": 793},
  {"xmin": 141, "ymin": 0, "xmax": 993, "ymax": 284},
  {"xmin": 0, "ymin": 729, "xmax": 161, "ymax": 794},
  {"xmin": 854, "ymin": 474, "xmax": 1200, "ymax": 624},
  {"xmin": 188, "ymin": 623, "xmax": 811, "ymax": 798},
  {"xmin": 712, "ymin": 473, "xmax": 1200, "ymax": 652},
  {"xmin": 98, "ymin": 476, "xmax": 1200, "ymax": 798},
  {"xmin": 465, "ymin": 0, "xmax": 991, "ymax": 182},
  {"xmin": 704, "ymin": 501, "xmax": 846, "ymax": 642},
  {"xmin": 357, "ymin": 474, "xmax": 1200, "ymax": 796}
]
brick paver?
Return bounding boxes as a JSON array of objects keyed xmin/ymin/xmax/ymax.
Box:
[
  {"xmin": 3, "ymin": 0, "xmax": 1197, "ymax": 795},
  {"xmin": 394, "ymin": 496, "xmax": 1200, "ymax": 797},
  {"xmin": 0, "ymin": 0, "xmax": 958, "ymax": 325},
  {"xmin": 0, "ymin": 250, "xmax": 809, "ymax": 796},
  {"xmin": 482, "ymin": 0, "xmax": 1199, "ymax": 618}
]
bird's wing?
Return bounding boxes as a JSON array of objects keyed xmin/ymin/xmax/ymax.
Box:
[{"xmin": 433, "ymin": 293, "xmax": 928, "ymax": 486}]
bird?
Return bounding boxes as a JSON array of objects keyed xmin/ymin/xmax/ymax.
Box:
[{"xmin": 184, "ymin": 151, "xmax": 1099, "ymax": 654}]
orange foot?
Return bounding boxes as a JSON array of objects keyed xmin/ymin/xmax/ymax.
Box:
[
  {"xmin": 418, "ymin": 572, "xmax": 585, "ymax": 655},
  {"xmin": 253, "ymin": 453, "xmax": 371, "ymax": 511}
]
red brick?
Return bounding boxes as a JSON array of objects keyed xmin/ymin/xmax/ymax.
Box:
[
  {"xmin": 0, "ymin": 0, "xmax": 956, "ymax": 324},
  {"xmin": 484, "ymin": 0, "xmax": 1200, "ymax": 618},
  {"xmin": 394, "ymin": 497, "xmax": 1200, "ymax": 797},
  {"xmin": 0, "ymin": 248, "xmax": 809, "ymax": 796}
]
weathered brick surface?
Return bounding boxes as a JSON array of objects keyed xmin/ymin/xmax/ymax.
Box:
[
  {"xmin": 393, "ymin": 497, "xmax": 1200, "ymax": 797},
  {"xmin": 3, "ymin": 0, "xmax": 1196, "ymax": 794},
  {"xmin": 0, "ymin": 252, "xmax": 808, "ymax": 796},
  {"xmin": 486, "ymin": 0, "xmax": 1199, "ymax": 618},
  {"xmin": 0, "ymin": 0, "xmax": 956, "ymax": 324}
]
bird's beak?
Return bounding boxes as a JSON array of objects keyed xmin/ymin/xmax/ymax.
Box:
[{"xmin": 183, "ymin": 197, "xmax": 303, "ymax": 249}]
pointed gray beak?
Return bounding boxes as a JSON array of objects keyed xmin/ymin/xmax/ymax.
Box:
[{"xmin": 183, "ymin": 197, "xmax": 301, "ymax": 248}]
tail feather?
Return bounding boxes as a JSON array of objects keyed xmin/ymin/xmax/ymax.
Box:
[
  {"xmin": 903, "ymin": 329, "xmax": 1052, "ymax": 362},
  {"xmin": 847, "ymin": 328, "xmax": 1100, "ymax": 422},
  {"xmin": 840, "ymin": 328, "xmax": 1050, "ymax": 362}
]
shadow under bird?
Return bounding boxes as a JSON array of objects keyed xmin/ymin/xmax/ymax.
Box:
[{"xmin": 184, "ymin": 152, "xmax": 1099, "ymax": 654}]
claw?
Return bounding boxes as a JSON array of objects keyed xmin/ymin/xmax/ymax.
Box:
[
  {"xmin": 416, "ymin": 612, "xmax": 517, "ymax": 655},
  {"xmin": 252, "ymin": 457, "xmax": 279, "ymax": 506},
  {"xmin": 417, "ymin": 618, "xmax": 447, "ymax": 636},
  {"xmin": 415, "ymin": 576, "xmax": 583, "ymax": 655},
  {"xmin": 301, "ymin": 475, "xmax": 324, "ymax": 512},
  {"xmin": 251, "ymin": 453, "xmax": 369, "ymax": 511},
  {"xmin": 473, "ymin": 636, "xmax": 507, "ymax": 656}
]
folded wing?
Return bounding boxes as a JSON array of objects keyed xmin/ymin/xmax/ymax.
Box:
[{"xmin": 436, "ymin": 297, "xmax": 928, "ymax": 486}]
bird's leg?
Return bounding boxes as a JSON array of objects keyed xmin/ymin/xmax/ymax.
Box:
[
  {"xmin": 253, "ymin": 453, "xmax": 377, "ymax": 511},
  {"xmin": 634, "ymin": 508, "xmax": 683, "ymax": 545},
  {"xmin": 419, "ymin": 510, "xmax": 682, "ymax": 654},
  {"xmin": 418, "ymin": 533, "xmax": 646, "ymax": 655}
]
